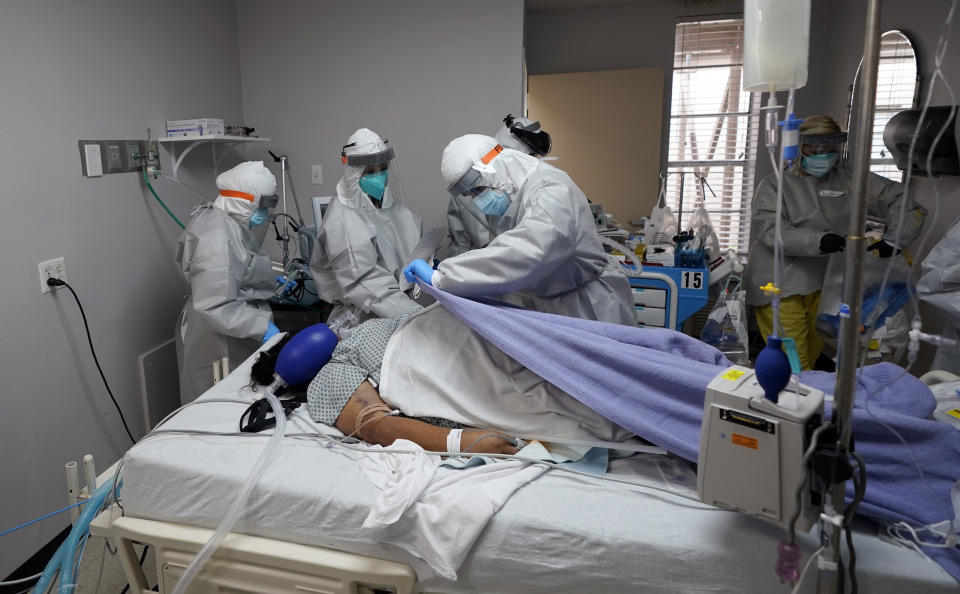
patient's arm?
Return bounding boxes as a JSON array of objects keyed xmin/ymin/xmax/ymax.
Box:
[{"xmin": 335, "ymin": 381, "xmax": 519, "ymax": 455}]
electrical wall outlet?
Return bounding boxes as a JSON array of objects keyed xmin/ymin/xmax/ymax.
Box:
[
  {"xmin": 311, "ymin": 165, "xmax": 323, "ymax": 184},
  {"xmin": 105, "ymin": 142, "xmax": 124, "ymax": 172},
  {"xmin": 39, "ymin": 257, "xmax": 66, "ymax": 294}
]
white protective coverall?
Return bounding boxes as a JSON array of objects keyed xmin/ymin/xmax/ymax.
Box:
[
  {"xmin": 175, "ymin": 161, "xmax": 278, "ymax": 403},
  {"xmin": 435, "ymin": 134, "xmax": 635, "ymax": 325},
  {"xmin": 917, "ymin": 217, "xmax": 960, "ymax": 374},
  {"xmin": 311, "ymin": 128, "xmax": 422, "ymax": 325},
  {"xmin": 444, "ymin": 116, "xmax": 549, "ymax": 257},
  {"xmin": 746, "ymin": 163, "xmax": 927, "ymax": 306}
]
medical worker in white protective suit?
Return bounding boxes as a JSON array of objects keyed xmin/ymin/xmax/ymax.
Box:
[
  {"xmin": 445, "ymin": 115, "xmax": 552, "ymax": 256},
  {"xmin": 176, "ymin": 161, "xmax": 280, "ymax": 404},
  {"xmin": 917, "ymin": 218, "xmax": 960, "ymax": 374},
  {"xmin": 310, "ymin": 128, "xmax": 423, "ymax": 326},
  {"xmin": 404, "ymin": 134, "xmax": 635, "ymax": 325},
  {"xmin": 746, "ymin": 115, "xmax": 927, "ymax": 370}
]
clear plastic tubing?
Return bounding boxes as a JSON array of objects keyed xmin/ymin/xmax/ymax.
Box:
[{"xmin": 171, "ymin": 378, "xmax": 287, "ymax": 594}]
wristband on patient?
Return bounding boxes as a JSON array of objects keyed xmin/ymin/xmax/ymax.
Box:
[{"xmin": 446, "ymin": 428, "xmax": 463, "ymax": 455}]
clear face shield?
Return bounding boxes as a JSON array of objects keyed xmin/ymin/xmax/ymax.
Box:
[
  {"xmin": 246, "ymin": 195, "xmax": 276, "ymax": 244},
  {"xmin": 798, "ymin": 131, "xmax": 847, "ymax": 177},
  {"xmin": 445, "ymin": 143, "xmax": 505, "ymax": 199},
  {"xmin": 259, "ymin": 194, "xmax": 279, "ymax": 209},
  {"xmin": 446, "ymin": 166, "xmax": 485, "ymax": 200},
  {"xmin": 799, "ymin": 131, "xmax": 847, "ymax": 156},
  {"xmin": 341, "ymin": 142, "xmax": 406, "ymax": 208},
  {"xmin": 503, "ymin": 114, "xmax": 552, "ymax": 157},
  {"xmin": 446, "ymin": 145, "xmax": 518, "ymax": 233}
]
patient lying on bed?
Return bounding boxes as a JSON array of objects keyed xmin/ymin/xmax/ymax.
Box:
[
  {"xmin": 306, "ymin": 312, "xmax": 517, "ymax": 454},
  {"xmin": 304, "ymin": 306, "xmax": 632, "ymax": 455}
]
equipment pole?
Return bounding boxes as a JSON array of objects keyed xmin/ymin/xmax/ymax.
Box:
[{"xmin": 820, "ymin": 0, "xmax": 882, "ymax": 591}]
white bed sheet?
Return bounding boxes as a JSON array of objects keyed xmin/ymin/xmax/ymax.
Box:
[{"xmin": 120, "ymin": 344, "xmax": 957, "ymax": 593}]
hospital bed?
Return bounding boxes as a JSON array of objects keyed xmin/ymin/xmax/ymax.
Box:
[{"xmin": 87, "ymin": 347, "xmax": 958, "ymax": 594}]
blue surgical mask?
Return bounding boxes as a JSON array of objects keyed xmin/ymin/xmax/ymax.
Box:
[
  {"xmin": 359, "ymin": 171, "xmax": 389, "ymax": 201},
  {"xmin": 801, "ymin": 153, "xmax": 839, "ymax": 178},
  {"xmin": 248, "ymin": 207, "xmax": 269, "ymax": 227},
  {"xmin": 473, "ymin": 188, "xmax": 511, "ymax": 217}
]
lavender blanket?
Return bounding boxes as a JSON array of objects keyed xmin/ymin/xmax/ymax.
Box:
[{"xmin": 421, "ymin": 284, "xmax": 960, "ymax": 580}]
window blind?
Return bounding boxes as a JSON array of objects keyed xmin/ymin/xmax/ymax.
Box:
[
  {"xmin": 870, "ymin": 33, "xmax": 919, "ymax": 180},
  {"xmin": 666, "ymin": 18, "xmax": 760, "ymax": 254}
]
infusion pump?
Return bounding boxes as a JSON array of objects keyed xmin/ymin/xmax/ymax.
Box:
[{"xmin": 698, "ymin": 366, "xmax": 825, "ymax": 532}]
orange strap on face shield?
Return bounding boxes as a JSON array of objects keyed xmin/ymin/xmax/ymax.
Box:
[
  {"xmin": 219, "ymin": 190, "xmax": 255, "ymax": 202},
  {"xmin": 481, "ymin": 144, "xmax": 504, "ymax": 165}
]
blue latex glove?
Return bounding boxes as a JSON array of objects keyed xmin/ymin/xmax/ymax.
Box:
[
  {"xmin": 262, "ymin": 321, "xmax": 280, "ymax": 344},
  {"xmin": 275, "ymin": 275, "xmax": 298, "ymax": 295},
  {"xmin": 403, "ymin": 259, "xmax": 435, "ymax": 285}
]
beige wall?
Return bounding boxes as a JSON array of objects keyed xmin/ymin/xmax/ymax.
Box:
[{"xmin": 528, "ymin": 69, "xmax": 663, "ymax": 227}]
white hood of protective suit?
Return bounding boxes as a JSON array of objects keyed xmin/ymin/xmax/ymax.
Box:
[
  {"xmin": 336, "ymin": 128, "xmax": 399, "ymax": 210},
  {"xmin": 441, "ymin": 134, "xmax": 540, "ymax": 202},
  {"xmin": 213, "ymin": 161, "xmax": 277, "ymax": 224}
]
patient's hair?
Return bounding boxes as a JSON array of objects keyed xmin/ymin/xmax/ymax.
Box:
[
  {"xmin": 248, "ymin": 334, "xmax": 319, "ymax": 400},
  {"xmin": 250, "ymin": 336, "xmax": 311, "ymax": 401},
  {"xmin": 250, "ymin": 335, "xmax": 291, "ymax": 386}
]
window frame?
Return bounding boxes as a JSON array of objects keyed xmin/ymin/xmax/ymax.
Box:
[
  {"xmin": 664, "ymin": 15, "xmax": 761, "ymax": 256},
  {"xmin": 845, "ymin": 29, "xmax": 921, "ymax": 181}
]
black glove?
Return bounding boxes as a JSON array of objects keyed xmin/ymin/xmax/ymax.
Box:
[
  {"xmin": 867, "ymin": 240, "xmax": 900, "ymax": 258},
  {"xmin": 819, "ymin": 233, "xmax": 846, "ymax": 253}
]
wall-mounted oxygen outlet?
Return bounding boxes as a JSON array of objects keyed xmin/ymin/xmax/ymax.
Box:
[
  {"xmin": 39, "ymin": 257, "xmax": 66, "ymax": 294},
  {"xmin": 78, "ymin": 139, "xmax": 161, "ymax": 176}
]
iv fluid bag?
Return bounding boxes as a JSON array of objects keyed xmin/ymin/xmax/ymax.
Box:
[{"xmin": 743, "ymin": 0, "xmax": 810, "ymax": 92}]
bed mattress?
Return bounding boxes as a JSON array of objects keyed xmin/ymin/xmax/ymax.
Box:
[{"xmin": 119, "ymin": 346, "xmax": 957, "ymax": 593}]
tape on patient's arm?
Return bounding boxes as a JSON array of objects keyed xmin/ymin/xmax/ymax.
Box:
[
  {"xmin": 446, "ymin": 428, "xmax": 463, "ymax": 454},
  {"xmin": 353, "ymin": 403, "xmax": 391, "ymax": 438}
]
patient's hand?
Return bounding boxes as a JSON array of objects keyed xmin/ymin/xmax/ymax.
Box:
[{"xmin": 460, "ymin": 429, "xmax": 520, "ymax": 455}]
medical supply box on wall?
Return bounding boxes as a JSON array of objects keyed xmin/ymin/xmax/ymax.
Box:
[
  {"xmin": 698, "ymin": 366, "xmax": 824, "ymax": 532},
  {"xmin": 166, "ymin": 118, "xmax": 225, "ymax": 137}
]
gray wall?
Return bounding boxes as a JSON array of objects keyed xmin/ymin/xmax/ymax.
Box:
[
  {"xmin": 527, "ymin": 0, "xmax": 960, "ymax": 372},
  {"xmin": 1, "ymin": 0, "xmax": 524, "ymax": 574},
  {"xmin": 235, "ymin": 0, "xmax": 526, "ymax": 231},
  {"xmin": 0, "ymin": 0, "xmax": 245, "ymax": 576}
]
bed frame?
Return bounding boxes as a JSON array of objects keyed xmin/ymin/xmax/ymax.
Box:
[
  {"xmin": 79, "ymin": 369, "xmax": 960, "ymax": 594},
  {"xmin": 88, "ymin": 502, "xmax": 417, "ymax": 594}
]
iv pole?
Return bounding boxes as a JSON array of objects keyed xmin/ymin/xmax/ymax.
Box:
[
  {"xmin": 268, "ymin": 150, "xmax": 307, "ymax": 268},
  {"xmin": 818, "ymin": 0, "xmax": 882, "ymax": 591}
]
